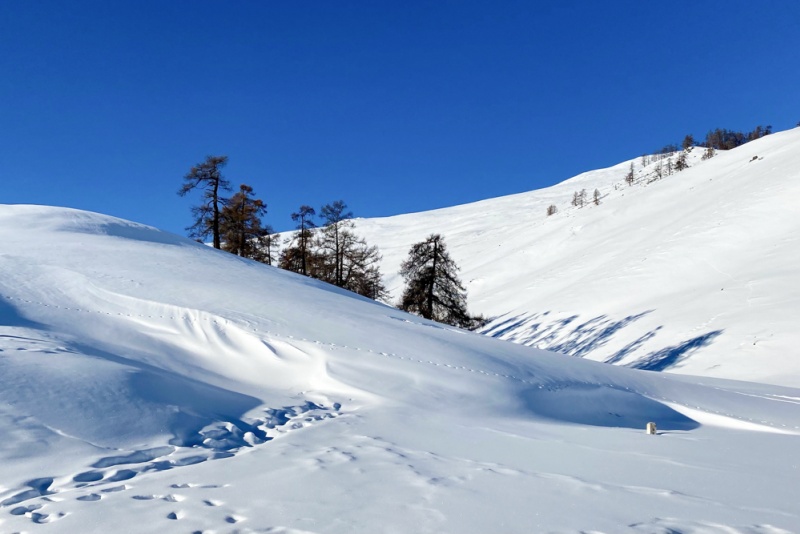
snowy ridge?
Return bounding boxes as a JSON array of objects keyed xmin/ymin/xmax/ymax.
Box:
[
  {"xmin": 354, "ymin": 128, "xmax": 800, "ymax": 386},
  {"xmin": 2, "ymin": 204, "xmax": 800, "ymax": 532}
]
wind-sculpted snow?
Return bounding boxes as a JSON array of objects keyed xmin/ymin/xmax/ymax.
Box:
[{"xmin": 1, "ymin": 201, "xmax": 800, "ymax": 532}]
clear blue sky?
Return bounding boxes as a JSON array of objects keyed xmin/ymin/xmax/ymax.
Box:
[{"xmin": 2, "ymin": 1, "xmax": 798, "ymax": 234}]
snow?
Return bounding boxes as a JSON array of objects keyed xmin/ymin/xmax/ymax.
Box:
[
  {"xmin": 353, "ymin": 128, "xmax": 800, "ymax": 387},
  {"xmin": 2, "ymin": 131, "xmax": 800, "ymax": 532}
]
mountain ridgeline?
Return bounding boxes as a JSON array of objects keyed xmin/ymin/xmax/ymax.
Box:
[{"xmin": 352, "ymin": 127, "xmax": 800, "ymax": 386}]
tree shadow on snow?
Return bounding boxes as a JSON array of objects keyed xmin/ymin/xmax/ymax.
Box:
[
  {"xmin": 481, "ymin": 310, "xmax": 655, "ymax": 358},
  {"xmin": 481, "ymin": 310, "xmax": 724, "ymax": 373},
  {"xmin": 629, "ymin": 330, "xmax": 724, "ymax": 372}
]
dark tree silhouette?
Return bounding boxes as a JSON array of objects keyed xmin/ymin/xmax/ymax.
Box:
[
  {"xmin": 399, "ymin": 234, "xmax": 472, "ymax": 328},
  {"xmin": 318, "ymin": 200, "xmax": 354, "ymax": 287},
  {"xmin": 572, "ymin": 189, "xmax": 588, "ymax": 207},
  {"xmin": 277, "ymin": 201, "xmax": 386, "ymax": 300},
  {"xmin": 675, "ymin": 150, "xmax": 689, "ymax": 172},
  {"xmin": 220, "ymin": 184, "xmax": 268, "ymax": 259},
  {"xmin": 178, "ymin": 155, "xmax": 231, "ymax": 249},
  {"xmin": 280, "ymin": 205, "xmax": 317, "ymax": 275},
  {"xmin": 625, "ymin": 162, "xmax": 635, "ymax": 186},
  {"xmin": 322, "ymin": 231, "xmax": 388, "ymax": 300},
  {"xmin": 257, "ymin": 226, "xmax": 278, "ymax": 266},
  {"xmin": 702, "ymin": 126, "xmax": 770, "ymax": 151},
  {"xmin": 653, "ymin": 160, "xmax": 663, "ymax": 180}
]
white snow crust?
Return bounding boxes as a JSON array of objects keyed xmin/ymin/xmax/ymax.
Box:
[
  {"xmin": 354, "ymin": 128, "xmax": 800, "ymax": 387},
  {"xmin": 2, "ymin": 194, "xmax": 800, "ymax": 532}
]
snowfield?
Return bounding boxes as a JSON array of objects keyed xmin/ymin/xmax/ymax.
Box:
[
  {"xmin": 354, "ymin": 128, "xmax": 800, "ymax": 387},
  {"xmin": 2, "ymin": 129, "xmax": 800, "ymax": 532}
]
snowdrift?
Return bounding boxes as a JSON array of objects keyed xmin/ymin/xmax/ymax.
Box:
[{"xmin": 1, "ymin": 205, "xmax": 800, "ymax": 532}]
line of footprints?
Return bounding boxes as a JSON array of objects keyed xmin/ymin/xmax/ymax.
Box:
[{"xmin": 1, "ymin": 401, "xmax": 341, "ymax": 528}]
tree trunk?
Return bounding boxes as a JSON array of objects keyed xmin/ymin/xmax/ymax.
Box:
[
  {"xmin": 212, "ymin": 179, "xmax": 221, "ymax": 249},
  {"xmin": 427, "ymin": 239, "xmax": 437, "ymax": 320}
]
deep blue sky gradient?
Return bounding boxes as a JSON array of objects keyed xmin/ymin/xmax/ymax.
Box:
[{"xmin": 2, "ymin": 1, "xmax": 798, "ymax": 234}]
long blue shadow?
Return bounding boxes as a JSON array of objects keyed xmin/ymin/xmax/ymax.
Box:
[{"xmin": 631, "ymin": 330, "xmax": 724, "ymax": 372}]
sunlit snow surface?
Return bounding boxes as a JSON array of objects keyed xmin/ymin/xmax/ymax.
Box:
[
  {"xmin": 2, "ymin": 135, "xmax": 800, "ymax": 532},
  {"xmin": 355, "ymin": 128, "xmax": 800, "ymax": 387}
]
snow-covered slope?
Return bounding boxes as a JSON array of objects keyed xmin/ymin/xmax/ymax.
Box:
[
  {"xmin": 355, "ymin": 128, "xmax": 800, "ymax": 387},
  {"xmin": 2, "ymin": 205, "xmax": 800, "ymax": 533}
]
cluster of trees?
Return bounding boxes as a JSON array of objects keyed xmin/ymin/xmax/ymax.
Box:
[
  {"xmin": 178, "ymin": 155, "xmax": 276, "ymax": 262},
  {"xmin": 178, "ymin": 156, "xmax": 480, "ymax": 329},
  {"xmin": 701, "ymin": 125, "xmax": 772, "ymax": 151},
  {"xmin": 546, "ymin": 123, "xmax": 774, "ymax": 219},
  {"xmin": 634, "ymin": 135, "xmax": 694, "ymax": 185},
  {"xmin": 648, "ymin": 124, "xmax": 773, "ymax": 164},
  {"xmin": 638, "ymin": 124, "xmax": 771, "ymax": 167},
  {"xmin": 571, "ymin": 189, "xmax": 587, "ymax": 207},
  {"xmin": 643, "ymin": 149, "xmax": 691, "ymax": 182},
  {"xmin": 279, "ymin": 201, "xmax": 388, "ymax": 301},
  {"xmin": 570, "ymin": 188, "xmax": 601, "ymax": 208},
  {"xmin": 178, "ymin": 156, "xmax": 387, "ymax": 300}
]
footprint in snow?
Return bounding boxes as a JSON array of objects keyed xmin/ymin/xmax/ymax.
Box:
[
  {"xmin": 0, "ymin": 477, "xmax": 55, "ymax": 506},
  {"xmin": 100, "ymin": 484, "xmax": 128, "ymax": 493},
  {"xmin": 30, "ymin": 510, "xmax": 67, "ymax": 524},
  {"xmin": 10, "ymin": 504, "xmax": 42, "ymax": 516},
  {"xmin": 170, "ymin": 483, "xmax": 221, "ymax": 489},
  {"xmin": 107, "ymin": 469, "xmax": 137, "ymax": 482},
  {"xmin": 73, "ymin": 470, "xmax": 104, "ymax": 483}
]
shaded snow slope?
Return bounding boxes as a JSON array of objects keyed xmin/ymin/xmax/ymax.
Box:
[
  {"xmin": 354, "ymin": 128, "xmax": 800, "ymax": 386},
  {"xmin": 2, "ymin": 205, "xmax": 800, "ymax": 532}
]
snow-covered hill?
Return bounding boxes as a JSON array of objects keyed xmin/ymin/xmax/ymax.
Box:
[
  {"xmin": 2, "ymin": 204, "xmax": 800, "ymax": 532},
  {"xmin": 354, "ymin": 128, "xmax": 800, "ymax": 387}
]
